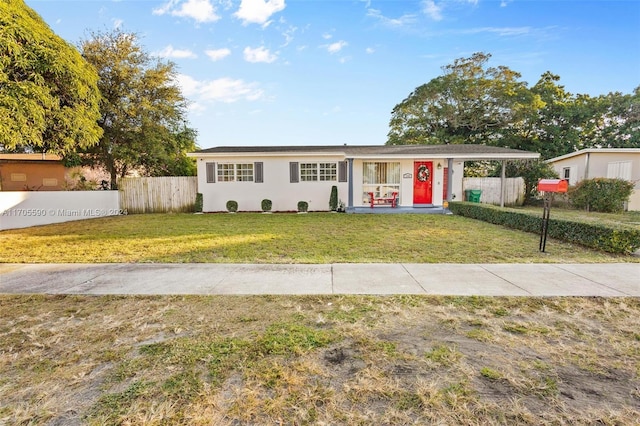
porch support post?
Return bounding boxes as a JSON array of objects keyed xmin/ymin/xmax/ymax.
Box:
[
  {"xmin": 347, "ymin": 158, "xmax": 354, "ymax": 209},
  {"xmin": 447, "ymin": 158, "xmax": 453, "ymax": 201},
  {"xmin": 500, "ymin": 160, "xmax": 506, "ymax": 208}
]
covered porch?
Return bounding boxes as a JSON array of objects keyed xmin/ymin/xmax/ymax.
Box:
[{"xmin": 344, "ymin": 145, "xmax": 540, "ymax": 211}]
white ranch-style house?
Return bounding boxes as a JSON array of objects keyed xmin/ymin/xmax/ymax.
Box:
[{"xmin": 189, "ymin": 145, "xmax": 540, "ymax": 212}]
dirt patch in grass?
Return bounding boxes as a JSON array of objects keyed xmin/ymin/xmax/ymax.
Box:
[{"xmin": 1, "ymin": 295, "xmax": 638, "ymax": 425}]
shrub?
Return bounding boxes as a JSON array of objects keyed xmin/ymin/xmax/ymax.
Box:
[
  {"xmin": 448, "ymin": 202, "xmax": 640, "ymax": 255},
  {"xmin": 297, "ymin": 201, "xmax": 308, "ymax": 212},
  {"xmin": 226, "ymin": 200, "xmax": 238, "ymax": 213},
  {"xmin": 329, "ymin": 186, "xmax": 338, "ymax": 211},
  {"xmin": 194, "ymin": 193, "xmax": 203, "ymax": 213},
  {"xmin": 568, "ymin": 178, "xmax": 634, "ymax": 213},
  {"xmin": 261, "ymin": 199, "xmax": 272, "ymax": 212}
]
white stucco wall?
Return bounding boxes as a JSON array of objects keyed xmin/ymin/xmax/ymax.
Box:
[
  {"xmin": 196, "ymin": 155, "xmax": 348, "ymax": 212},
  {"xmin": 0, "ymin": 191, "xmax": 121, "ymax": 230}
]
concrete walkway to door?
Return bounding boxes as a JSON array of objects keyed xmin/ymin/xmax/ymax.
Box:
[{"xmin": 1, "ymin": 263, "xmax": 638, "ymax": 296}]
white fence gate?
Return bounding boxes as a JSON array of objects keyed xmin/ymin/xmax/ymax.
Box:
[
  {"xmin": 119, "ymin": 176, "xmax": 197, "ymax": 213},
  {"xmin": 462, "ymin": 177, "xmax": 525, "ymax": 206}
]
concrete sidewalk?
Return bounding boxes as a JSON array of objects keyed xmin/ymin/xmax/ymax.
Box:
[{"xmin": 1, "ymin": 263, "xmax": 638, "ymax": 296}]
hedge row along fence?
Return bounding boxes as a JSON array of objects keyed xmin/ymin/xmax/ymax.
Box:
[{"xmin": 449, "ymin": 202, "xmax": 640, "ymax": 255}]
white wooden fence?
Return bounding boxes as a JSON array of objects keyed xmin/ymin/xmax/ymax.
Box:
[
  {"xmin": 462, "ymin": 177, "xmax": 525, "ymax": 206},
  {"xmin": 119, "ymin": 176, "xmax": 197, "ymax": 213}
]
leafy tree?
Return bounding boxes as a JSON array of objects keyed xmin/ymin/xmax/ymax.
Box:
[
  {"xmin": 588, "ymin": 87, "xmax": 640, "ymax": 149},
  {"xmin": 0, "ymin": 0, "xmax": 102, "ymax": 154},
  {"xmin": 80, "ymin": 30, "xmax": 197, "ymax": 188},
  {"xmin": 387, "ymin": 52, "xmax": 533, "ymax": 147},
  {"xmin": 387, "ymin": 54, "xmax": 639, "ymax": 161}
]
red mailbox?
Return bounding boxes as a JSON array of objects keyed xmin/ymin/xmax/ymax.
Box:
[{"xmin": 537, "ymin": 179, "xmax": 568, "ymax": 193}]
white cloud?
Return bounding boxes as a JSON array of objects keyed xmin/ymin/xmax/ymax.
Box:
[
  {"xmin": 153, "ymin": 0, "xmax": 220, "ymax": 23},
  {"xmin": 365, "ymin": 47, "xmax": 375, "ymax": 54},
  {"xmin": 280, "ymin": 25, "xmax": 297, "ymax": 47},
  {"xmin": 113, "ymin": 18, "xmax": 123, "ymax": 29},
  {"xmin": 243, "ymin": 46, "xmax": 277, "ymax": 63},
  {"xmin": 234, "ymin": 0, "xmax": 286, "ymax": 26},
  {"xmin": 322, "ymin": 33, "xmax": 333, "ymax": 40},
  {"xmin": 366, "ymin": 9, "xmax": 417, "ymax": 27},
  {"xmin": 157, "ymin": 45, "xmax": 197, "ymax": 59},
  {"xmin": 422, "ymin": 0, "xmax": 443, "ymax": 21},
  {"xmin": 460, "ymin": 26, "xmax": 532, "ymax": 36},
  {"xmin": 326, "ymin": 40, "xmax": 347, "ymax": 54},
  {"xmin": 175, "ymin": 74, "xmax": 264, "ymax": 103},
  {"xmin": 205, "ymin": 48, "xmax": 231, "ymax": 61}
]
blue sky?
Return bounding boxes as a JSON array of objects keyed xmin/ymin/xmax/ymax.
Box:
[{"xmin": 26, "ymin": 0, "xmax": 640, "ymax": 148}]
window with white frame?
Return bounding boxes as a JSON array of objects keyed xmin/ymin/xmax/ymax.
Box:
[
  {"xmin": 300, "ymin": 163, "xmax": 318, "ymax": 181},
  {"xmin": 562, "ymin": 167, "xmax": 571, "ymax": 180},
  {"xmin": 319, "ymin": 163, "xmax": 337, "ymax": 181},
  {"xmin": 300, "ymin": 162, "xmax": 337, "ymax": 182},
  {"xmin": 362, "ymin": 162, "xmax": 400, "ymax": 202},
  {"xmin": 217, "ymin": 163, "xmax": 254, "ymax": 182}
]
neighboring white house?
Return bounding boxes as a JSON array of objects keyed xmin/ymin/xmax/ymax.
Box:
[
  {"xmin": 546, "ymin": 148, "xmax": 640, "ymax": 211},
  {"xmin": 188, "ymin": 145, "xmax": 540, "ymax": 212}
]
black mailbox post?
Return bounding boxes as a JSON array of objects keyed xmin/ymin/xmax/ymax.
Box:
[{"xmin": 537, "ymin": 179, "xmax": 568, "ymax": 252}]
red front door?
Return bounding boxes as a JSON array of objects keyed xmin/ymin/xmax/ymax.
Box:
[{"xmin": 413, "ymin": 161, "xmax": 433, "ymax": 204}]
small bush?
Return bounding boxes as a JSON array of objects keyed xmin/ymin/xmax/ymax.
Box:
[
  {"xmin": 329, "ymin": 186, "xmax": 338, "ymax": 211},
  {"xmin": 297, "ymin": 201, "xmax": 308, "ymax": 212},
  {"xmin": 226, "ymin": 200, "xmax": 238, "ymax": 213},
  {"xmin": 568, "ymin": 178, "xmax": 634, "ymax": 213},
  {"xmin": 261, "ymin": 199, "xmax": 272, "ymax": 212},
  {"xmin": 449, "ymin": 202, "xmax": 640, "ymax": 254},
  {"xmin": 194, "ymin": 193, "xmax": 203, "ymax": 213}
]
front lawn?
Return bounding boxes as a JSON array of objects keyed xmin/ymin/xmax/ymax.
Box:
[{"xmin": 1, "ymin": 213, "xmax": 637, "ymax": 263}]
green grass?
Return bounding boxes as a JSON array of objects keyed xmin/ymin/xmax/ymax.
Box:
[{"xmin": 1, "ymin": 212, "xmax": 637, "ymax": 263}]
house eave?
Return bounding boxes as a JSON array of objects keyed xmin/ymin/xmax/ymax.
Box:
[
  {"xmin": 347, "ymin": 153, "xmax": 540, "ymax": 161},
  {"xmin": 546, "ymin": 148, "xmax": 640, "ymax": 163}
]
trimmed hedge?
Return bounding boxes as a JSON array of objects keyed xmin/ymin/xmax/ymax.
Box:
[
  {"xmin": 449, "ymin": 202, "xmax": 640, "ymax": 255},
  {"xmin": 226, "ymin": 200, "xmax": 238, "ymax": 213}
]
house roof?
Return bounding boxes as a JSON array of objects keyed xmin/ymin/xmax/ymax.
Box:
[
  {"xmin": 0, "ymin": 153, "xmax": 63, "ymax": 161},
  {"xmin": 547, "ymin": 148, "xmax": 640, "ymax": 163},
  {"xmin": 190, "ymin": 144, "xmax": 540, "ymax": 160}
]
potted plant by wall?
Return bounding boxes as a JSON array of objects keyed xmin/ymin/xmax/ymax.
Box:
[
  {"xmin": 261, "ymin": 198, "xmax": 272, "ymax": 213},
  {"xmin": 337, "ymin": 199, "xmax": 346, "ymax": 213},
  {"xmin": 329, "ymin": 185, "xmax": 338, "ymax": 212},
  {"xmin": 297, "ymin": 201, "xmax": 308, "ymax": 213},
  {"xmin": 226, "ymin": 200, "xmax": 238, "ymax": 213}
]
